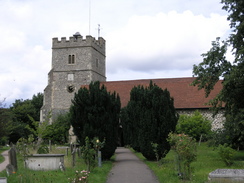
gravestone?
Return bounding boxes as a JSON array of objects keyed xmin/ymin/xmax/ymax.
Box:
[
  {"xmin": 8, "ymin": 148, "xmax": 17, "ymax": 171},
  {"xmin": 209, "ymin": 169, "xmax": 244, "ymax": 182},
  {"xmin": 98, "ymin": 151, "xmax": 102, "ymax": 167},
  {"xmin": 5, "ymin": 164, "xmax": 15, "ymax": 176},
  {"xmin": 72, "ymin": 148, "xmax": 76, "ymax": 167},
  {"xmin": 0, "ymin": 177, "xmax": 7, "ymax": 183},
  {"xmin": 59, "ymin": 161, "xmax": 65, "ymax": 171},
  {"xmin": 77, "ymin": 148, "xmax": 81, "ymax": 158},
  {"xmin": 49, "ymin": 140, "xmax": 52, "ymax": 151}
]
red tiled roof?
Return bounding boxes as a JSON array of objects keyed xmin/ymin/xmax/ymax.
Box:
[{"xmin": 98, "ymin": 77, "xmax": 223, "ymax": 109}]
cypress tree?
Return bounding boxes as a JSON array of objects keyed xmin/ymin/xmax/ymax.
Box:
[
  {"xmin": 70, "ymin": 81, "xmax": 121, "ymax": 160},
  {"xmin": 123, "ymin": 81, "xmax": 178, "ymax": 160}
]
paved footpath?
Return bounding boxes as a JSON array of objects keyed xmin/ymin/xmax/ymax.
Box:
[
  {"xmin": 106, "ymin": 147, "xmax": 159, "ymax": 183},
  {"xmin": 0, "ymin": 150, "xmax": 9, "ymax": 172}
]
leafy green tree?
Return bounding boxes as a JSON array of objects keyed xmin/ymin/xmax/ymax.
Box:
[
  {"xmin": 192, "ymin": 0, "xmax": 244, "ymax": 149},
  {"xmin": 0, "ymin": 108, "xmax": 13, "ymax": 145},
  {"xmin": 8, "ymin": 93, "xmax": 43, "ymax": 142},
  {"xmin": 70, "ymin": 81, "xmax": 121, "ymax": 160},
  {"xmin": 122, "ymin": 81, "xmax": 178, "ymax": 160},
  {"xmin": 176, "ymin": 111, "xmax": 212, "ymax": 141},
  {"xmin": 43, "ymin": 113, "xmax": 70, "ymax": 144},
  {"xmin": 31, "ymin": 93, "xmax": 43, "ymax": 121}
]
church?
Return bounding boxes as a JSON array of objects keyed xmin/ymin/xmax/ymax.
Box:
[{"xmin": 40, "ymin": 33, "xmax": 224, "ymax": 130}]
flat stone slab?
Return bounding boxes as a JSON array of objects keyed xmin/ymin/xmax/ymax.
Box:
[
  {"xmin": 209, "ymin": 169, "xmax": 244, "ymax": 182},
  {"xmin": 0, "ymin": 177, "xmax": 7, "ymax": 183}
]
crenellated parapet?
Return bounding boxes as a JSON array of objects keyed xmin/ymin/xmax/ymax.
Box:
[{"xmin": 52, "ymin": 35, "xmax": 106, "ymax": 55}]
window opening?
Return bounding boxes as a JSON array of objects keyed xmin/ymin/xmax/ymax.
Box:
[{"xmin": 68, "ymin": 54, "xmax": 75, "ymax": 64}]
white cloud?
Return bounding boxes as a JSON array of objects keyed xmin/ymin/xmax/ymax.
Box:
[
  {"xmin": 0, "ymin": 0, "xmax": 230, "ymax": 106},
  {"xmin": 106, "ymin": 11, "xmax": 229, "ymax": 76}
]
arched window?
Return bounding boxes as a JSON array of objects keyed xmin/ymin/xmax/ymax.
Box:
[
  {"xmin": 72, "ymin": 55, "xmax": 75, "ymax": 64},
  {"xmin": 68, "ymin": 55, "xmax": 72, "ymax": 64},
  {"xmin": 68, "ymin": 54, "xmax": 75, "ymax": 64}
]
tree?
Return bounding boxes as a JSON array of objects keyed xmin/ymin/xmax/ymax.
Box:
[
  {"xmin": 122, "ymin": 81, "xmax": 178, "ymax": 160},
  {"xmin": 9, "ymin": 93, "xmax": 43, "ymax": 142},
  {"xmin": 176, "ymin": 110, "xmax": 212, "ymax": 141},
  {"xmin": 69, "ymin": 81, "xmax": 121, "ymax": 160},
  {"xmin": 31, "ymin": 93, "xmax": 43, "ymax": 121},
  {"xmin": 43, "ymin": 113, "xmax": 70, "ymax": 144},
  {"xmin": 192, "ymin": 0, "xmax": 244, "ymax": 149}
]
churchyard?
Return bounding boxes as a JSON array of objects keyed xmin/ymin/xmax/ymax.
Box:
[
  {"xmin": 0, "ymin": 142, "xmax": 243, "ymax": 183},
  {"xmin": 0, "ymin": 144, "xmax": 113, "ymax": 183},
  {"xmin": 134, "ymin": 142, "xmax": 244, "ymax": 183}
]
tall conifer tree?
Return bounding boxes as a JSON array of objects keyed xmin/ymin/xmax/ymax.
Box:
[
  {"xmin": 122, "ymin": 81, "xmax": 178, "ymax": 160},
  {"xmin": 70, "ymin": 81, "xmax": 121, "ymax": 159}
]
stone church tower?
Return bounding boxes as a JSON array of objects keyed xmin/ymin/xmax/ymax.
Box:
[{"xmin": 40, "ymin": 33, "xmax": 106, "ymax": 122}]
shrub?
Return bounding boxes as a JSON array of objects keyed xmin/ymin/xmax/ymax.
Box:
[
  {"xmin": 81, "ymin": 137, "xmax": 96, "ymax": 171},
  {"xmin": 176, "ymin": 110, "xmax": 211, "ymax": 141},
  {"xmin": 68, "ymin": 170, "xmax": 90, "ymax": 183},
  {"xmin": 168, "ymin": 133, "xmax": 197, "ymax": 180},
  {"xmin": 217, "ymin": 144, "xmax": 235, "ymax": 166}
]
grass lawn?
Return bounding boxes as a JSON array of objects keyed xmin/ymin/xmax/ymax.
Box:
[
  {"xmin": 133, "ymin": 143, "xmax": 244, "ymax": 183},
  {"xmin": 0, "ymin": 146, "xmax": 113, "ymax": 183},
  {"xmin": 0, "ymin": 146, "xmax": 9, "ymax": 164}
]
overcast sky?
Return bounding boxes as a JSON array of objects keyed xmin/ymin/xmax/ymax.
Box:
[{"xmin": 0, "ymin": 0, "xmax": 230, "ymax": 107}]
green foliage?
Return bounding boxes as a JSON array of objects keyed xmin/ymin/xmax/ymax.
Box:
[
  {"xmin": 207, "ymin": 128, "xmax": 228, "ymax": 147},
  {"xmin": 151, "ymin": 142, "xmax": 159, "ymax": 162},
  {"xmin": 70, "ymin": 81, "xmax": 121, "ymax": 160},
  {"xmin": 121, "ymin": 81, "xmax": 178, "ymax": 160},
  {"xmin": 81, "ymin": 137, "xmax": 96, "ymax": 171},
  {"xmin": 176, "ymin": 110, "xmax": 212, "ymax": 141},
  {"xmin": 192, "ymin": 0, "xmax": 244, "ymax": 149},
  {"xmin": 16, "ymin": 136, "xmax": 34, "ymax": 159},
  {"xmin": 217, "ymin": 143, "xmax": 236, "ymax": 166},
  {"xmin": 168, "ymin": 133, "xmax": 197, "ymax": 180},
  {"xmin": 37, "ymin": 143, "xmax": 49, "ymax": 154},
  {"xmin": 0, "ymin": 108, "xmax": 15, "ymax": 145},
  {"xmin": 8, "ymin": 93, "xmax": 43, "ymax": 142},
  {"xmin": 43, "ymin": 113, "xmax": 70, "ymax": 144}
]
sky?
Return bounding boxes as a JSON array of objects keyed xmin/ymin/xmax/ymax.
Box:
[{"xmin": 0, "ymin": 0, "xmax": 231, "ymax": 107}]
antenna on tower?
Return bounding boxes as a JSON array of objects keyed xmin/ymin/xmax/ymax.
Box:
[
  {"xmin": 97, "ymin": 24, "xmax": 101, "ymax": 38},
  {"xmin": 89, "ymin": 0, "xmax": 91, "ymax": 35}
]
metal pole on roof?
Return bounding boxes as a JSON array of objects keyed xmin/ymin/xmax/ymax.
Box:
[{"xmin": 89, "ymin": 0, "xmax": 91, "ymax": 35}]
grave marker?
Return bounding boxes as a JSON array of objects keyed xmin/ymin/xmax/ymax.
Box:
[
  {"xmin": 72, "ymin": 148, "xmax": 76, "ymax": 167},
  {"xmin": 8, "ymin": 148, "xmax": 17, "ymax": 171},
  {"xmin": 5, "ymin": 164, "xmax": 15, "ymax": 176},
  {"xmin": 0, "ymin": 177, "xmax": 7, "ymax": 183},
  {"xmin": 209, "ymin": 169, "xmax": 244, "ymax": 182}
]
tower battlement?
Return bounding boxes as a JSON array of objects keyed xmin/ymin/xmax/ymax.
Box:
[{"xmin": 52, "ymin": 35, "xmax": 105, "ymax": 55}]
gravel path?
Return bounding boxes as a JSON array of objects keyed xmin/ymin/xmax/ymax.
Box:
[{"xmin": 106, "ymin": 147, "xmax": 159, "ymax": 183}]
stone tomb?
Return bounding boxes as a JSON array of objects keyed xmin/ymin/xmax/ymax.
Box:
[
  {"xmin": 25, "ymin": 154, "xmax": 65, "ymax": 171},
  {"xmin": 209, "ymin": 169, "xmax": 244, "ymax": 182},
  {"xmin": 0, "ymin": 177, "xmax": 7, "ymax": 183}
]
